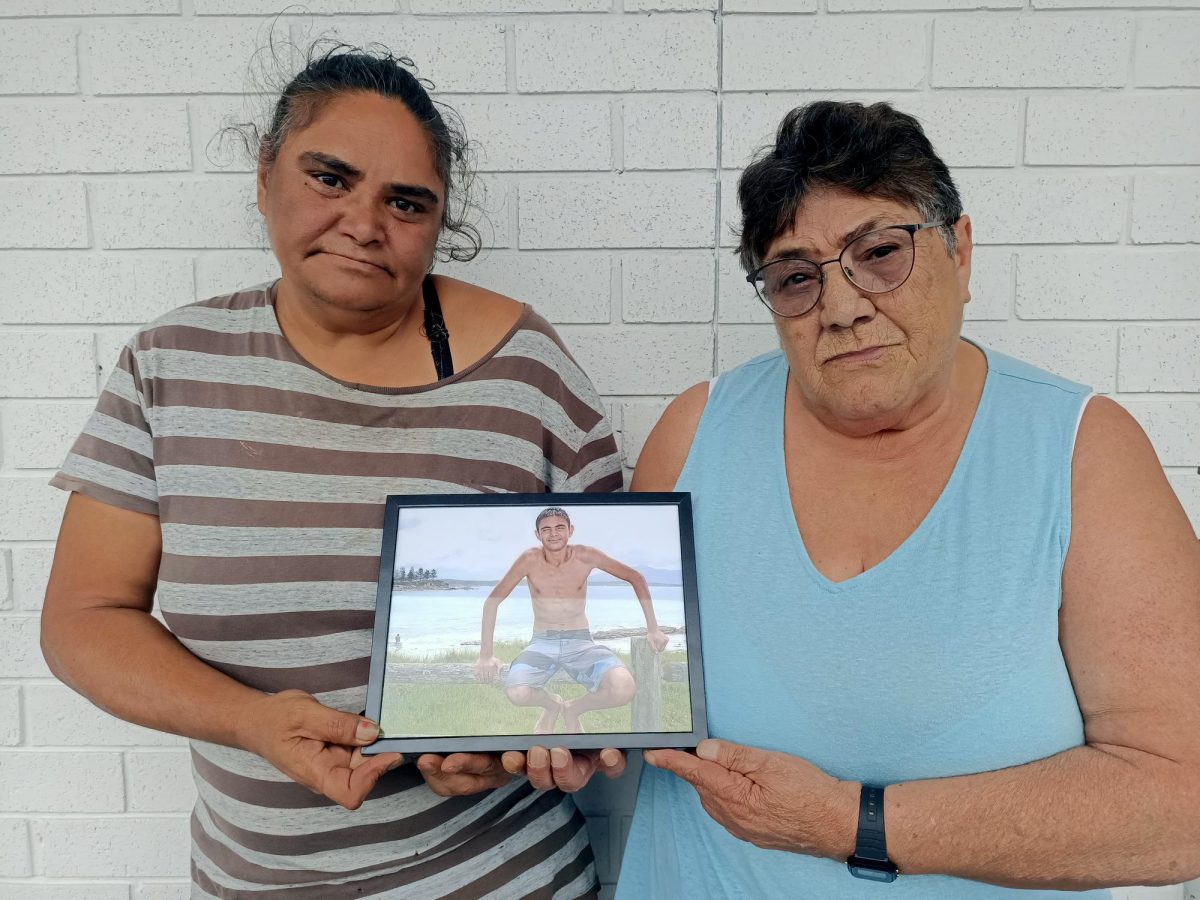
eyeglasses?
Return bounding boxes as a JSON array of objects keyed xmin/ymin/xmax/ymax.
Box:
[{"xmin": 745, "ymin": 222, "xmax": 947, "ymax": 318}]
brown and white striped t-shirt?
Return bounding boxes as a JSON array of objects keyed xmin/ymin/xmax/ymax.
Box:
[{"xmin": 51, "ymin": 284, "xmax": 623, "ymax": 899}]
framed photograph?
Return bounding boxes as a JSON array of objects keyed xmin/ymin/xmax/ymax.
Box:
[{"xmin": 363, "ymin": 492, "xmax": 707, "ymax": 754}]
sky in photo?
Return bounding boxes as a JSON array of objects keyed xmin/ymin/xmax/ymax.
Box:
[{"xmin": 393, "ymin": 502, "xmax": 684, "ymax": 582}]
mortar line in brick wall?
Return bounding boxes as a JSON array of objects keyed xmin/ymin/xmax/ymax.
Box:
[
  {"xmin": 72, "ymin": 24, "xmax": 85, "ymax": 99},
  {"xmin": 501, "ymin": 168, "xmax": 728, "ymax": 179},
  {"xmin": 1122, "ymin": 174, "xmax": 1136, "ymax": 244},
  {"xmin": 711, "ymin": 2, "xmax": 725, "ymax": 378},
  {"xmin": 925, "ymin": 17, "xmax": 935, "ymax": 89},
  {"xmin": 1110, "ymin": 392, "xmax": 1200, "ymax": 402},
  {"xmin": 0, "ymin": 12, "xmax": 180, "ymax": 19},
  {"xmin": 1005, "ymin": 250, "xmax": 1018, "ymax": 319},
  {"xmin": 120, "ymin": 751, "xmax": 132, "ymax": 813},
  {"xmin": 0, "ymin": 811, "xmax": 192, "ymax": 819},
  {"xmin": 396, "ymin": 10, "xmax": 620, "ymax": 18},
  {"xmin": 1125, "ymin": 15, "xmax": 1139, "ymax": 90},
  {"xmin": 80, "ymin": 182, "xmax": 97, "ymax": 251},
  {"xmin": 797, "ymin": 7, "xmax": 1166, "ymax": 17},
  {"xmin": 611, "ymin": 98, "xmax": 624, "ymax": 171},
  {"xmin": 186, "ymin": 100, "xmax": 203, "ymax": 174},
  {"xmin": 1115, "ymin": 325, "xmax": 1123, "ymax": 390},
  {"xmin": 611, "ymin": 256, "xmax": 622, "ymax": 324},
  {"xmin": 13, "ymin": 85, "xmax": 1192, "ymax": 100},
  {"xmin": 504, "ymin": 23, "xmax": 517, "ymax": 93}
]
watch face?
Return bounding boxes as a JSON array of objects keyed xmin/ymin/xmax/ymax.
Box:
[{"xmin": 847, "ymin": 863, "xmax": 898, "ymax": 883}]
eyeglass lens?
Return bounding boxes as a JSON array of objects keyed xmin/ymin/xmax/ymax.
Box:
[{"xmin": 758, "ymin": 226, "xmax": 917, "ymax": 315}]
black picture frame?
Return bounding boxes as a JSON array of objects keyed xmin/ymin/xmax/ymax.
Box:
[{"xmin": 362, "ymin": 492, "xmax": 707, "ymax": 754}]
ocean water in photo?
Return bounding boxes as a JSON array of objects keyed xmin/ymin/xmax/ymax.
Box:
[{"xmin": 388, "ymin": 583, "xmax": 687, "ymax": 656}]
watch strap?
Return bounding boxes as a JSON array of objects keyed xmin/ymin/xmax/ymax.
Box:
[{"xmin": 846, "ymin": 783, "xmax": 898, "ymax": 881}]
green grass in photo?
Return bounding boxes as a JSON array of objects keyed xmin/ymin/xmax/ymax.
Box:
[{"xmin": 381, "ymin": 640, "xmax": 692, "ymax": 737}]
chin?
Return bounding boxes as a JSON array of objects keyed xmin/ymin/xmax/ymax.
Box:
[{"xmin": 308, "ymin": 278, "xmax": 396, "ymax": 312}]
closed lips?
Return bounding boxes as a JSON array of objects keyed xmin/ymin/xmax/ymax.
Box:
[
  {"xmin": 825, "ymin": 344, "xmax": 891, "ymax": 362},
  {"xmin": 321, "ymin": 251, "xmax": 390, "ymax": 272}
]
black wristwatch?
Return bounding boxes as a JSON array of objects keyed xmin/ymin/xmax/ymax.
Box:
[{"xmin": 846, "ymin": 784, "xmax": 899, "ymax": 882}]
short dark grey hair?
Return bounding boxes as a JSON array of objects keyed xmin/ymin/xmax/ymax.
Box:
[
  {"xmin": 231, "ymin": 41, "xmax": 481, "ymax": 262},
  {"xmin": 535, "ymin": 507, "xmax": 571, "ymax": 527},
  {"xmin": 736, "ymin": 101, "xmax": 962, "ymax": 273}
]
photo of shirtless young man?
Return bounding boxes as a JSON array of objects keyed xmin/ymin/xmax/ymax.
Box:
[{"xmin": 474, "ymin": 507, "xmax": 669, "ymax": 733}]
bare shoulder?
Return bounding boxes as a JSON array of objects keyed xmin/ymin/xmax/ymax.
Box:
[
  {"xmin": 572, "ymin": 544, "xmax": 602, "ymax": 563},
  {"xmin": 1060, "ymin": 394, "xmax": 1200, "ymax": 762},
  {"xmin": 1070, "ymin": 396, "xmax": 1175, "ymax": 506},
  {"xmin": 1066, "ymin": 394, "xmax": 1199, "ymax": 589},
  {"xmin": 434, "ymin": 275, "xmax": 524, "ymax": 336},
  {"xmin": 630, "ymin": 381, "xmax": 711, "ymax": 492}
]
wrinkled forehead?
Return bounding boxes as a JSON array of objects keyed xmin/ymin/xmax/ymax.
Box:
[{"xmin": 764, "ymin": 187, "xmax": 920, "ymax": 262}]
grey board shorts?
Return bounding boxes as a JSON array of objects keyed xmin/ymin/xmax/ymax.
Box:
[{"xmin": 505, "ymin": 629, "xmax": 625, "ymax": 693}]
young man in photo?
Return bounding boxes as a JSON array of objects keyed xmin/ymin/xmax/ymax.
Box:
[{"xmin": 474, "ymin": 507, "xmax": 669, "ymax": 733}]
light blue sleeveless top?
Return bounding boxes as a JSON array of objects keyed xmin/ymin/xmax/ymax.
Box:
[{"xmin": 617, "ymin": 342, "xmax": 1110, "ymax": 900}]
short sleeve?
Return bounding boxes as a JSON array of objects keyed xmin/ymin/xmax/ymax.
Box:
[
  {"xmin": 559, "ymin": 415, "xmax": 623, "ymax": 493},
  {"xmin": 49, "ymin": 341, "xmax": 159, "ymax": 516}
]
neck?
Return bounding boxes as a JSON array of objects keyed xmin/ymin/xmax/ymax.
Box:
[
  {"xmin": 792, "ymin": 341, "xmax": 985, "ymax": 465},
  {"xmin": 272, "ymin": 276, "xmax": 426, "ymax": 348},
  {"xmin": 542, "ymin": 546, "xmax": 572, "ymax": 565}
]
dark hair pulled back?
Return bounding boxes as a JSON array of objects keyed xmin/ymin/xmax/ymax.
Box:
[{"xmin": 230, "ymin": 40, "xmax": 481, "ymax": 262}]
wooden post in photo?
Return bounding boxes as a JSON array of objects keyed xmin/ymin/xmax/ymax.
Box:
[{"xmin": 630, "ymin": 636, "xmax": 662, "ymax": 731}]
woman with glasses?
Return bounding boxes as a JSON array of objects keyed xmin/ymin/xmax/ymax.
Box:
[
  {"xmin": 617, "ymin": 101, "xmax": 1200, "ymax": 897},
  {"xmin": 40, "ymin": 44, "xmax": 622, "ymax": 899}
]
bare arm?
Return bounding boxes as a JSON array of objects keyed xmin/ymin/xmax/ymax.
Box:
[
  {"xmin": 583, "ymin": 546, "xmax": 658, "ymax": 632},
  {"xmin": 479, "ymin": 553, "xmax": 531, "ymax": 660},
  {"xmin": 644, "ymin": 397, "xmax": 1200, "ymax": 887},
  {"xmin": 630, "ymin": 382, "xmax": 709, "ymax": 493},
  {"xmin": 878, "ymin": 397, "xmax": 1200, "ymax": 886},
  {"xmin": 41, "ymin": 493, "xmax": 399, "ymax": 808},
  {"xmin": 42, "ymin": 493, "xmax": 259, "ymax": 747}
]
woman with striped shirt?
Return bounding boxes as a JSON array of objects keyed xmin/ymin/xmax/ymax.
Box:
[{"xmin": 41, "ymin": 45, "xmax": 623, "ymax": 899}]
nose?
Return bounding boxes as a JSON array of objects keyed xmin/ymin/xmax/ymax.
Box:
[
  {"xmin": 818, "ymin": 264, "xmax": 877, "ymax": 330},
  {"xmin": 338, "ymin": 192, "xmax": 385, "ymax": 246}
]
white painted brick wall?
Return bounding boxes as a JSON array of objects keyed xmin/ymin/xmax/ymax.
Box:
[
  {"xmin": 2, "ymin": 6, "xmax": 1197, "ymax": 899},
  {"xmin": 1133, "ymin": 174, "xmax": 1200, "ymax": 243},
  {"xmin": 33, "ymin": 817, "xmax": 191, "ymax": 877},
  {"xmin": 1136, "ymin": 16, "xmax": 1200, "ymax": 87},
  {"xmin": 0, "ymin": 685, "xmax": 21, "ymax": 745},
  {"xmin": 0, "ymin": 333, "xmax": 97, "ymax": 398},
  {"xmin": 624, "ymin": 94, "xmax": 717, "ymax": 170},
  {"xmin": 2, "ymin": 886, "xmax": 132, "ymax": 900},
  {"xmin": 0, "ymin": 549, "xmax": 10, "ymax": 611},
  {"xmin": 0, "ymin": 99, "xmax": 191, "ymax": 174},
  {"xmin": 516, "ymin": 16, "xmax": 717, "ymax": 92},
  {"xmin": 1015, "ymin": 251, "xmax": 1200, "ymax": 320},
  {"xmin": 10, "ymin": 546, "xmax": 56, "ymax": 612},
  {"xmin": 1026, "ymin": 93, "xmax": 1200, "ymax": 166},
  {"xmin": 453, "ymin": 96, "xmax": 613, "ymax": 171},
  {"xmin": 934, "ymin": 15, "xmax": 1130, "ymax": 87},
  {"xmin": 0, "ymin": 181, "xmax": 89, "ymax": 249},
  {"xmin": 724, "ymin": 17, "xmax": 926, "ymax": 90},
  {"xmin": 1120, "ymin": 326, "xmax": 1200, "ymax": 392},
  {"xmin": 442, "ymin": 252, "xmax": 613, "ymax": 324},
  {"xmin": 124, "ymin": 751, "xmax": 197, "ymax": 813},
  {"xmin": 0, "ymin": 255, "xmax": 194, "ymax": 324},
  {"xmin": 1, "ymin": 401, "xmax": 95, "ymax": 469},
  {"xmin": 518, "ymin": 175, "xmax": 716, "ymax": 248},
  {"xmin": 93, "ymin": 178, "xmax": 260, "ymax": 249},
  {"xmin": 0, "ymin": 751, "xmax": 125, "ymax": 813}
]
